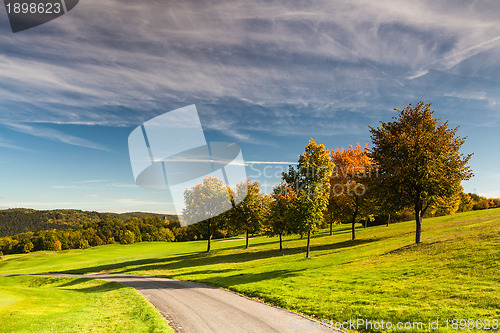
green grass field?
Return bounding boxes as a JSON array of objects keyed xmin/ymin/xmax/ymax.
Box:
[
  {"xmin": 0, "ymin": 209, "xmax": 499, "ymax": 332},
  {"xmin": 0, "ymin": 275, "xmax": 173, "ymax": 333}
]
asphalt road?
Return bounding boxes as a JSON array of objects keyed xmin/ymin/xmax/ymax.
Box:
[{"xmin": 35, "ymin": 273, "xmax": 342, "ymax": 333}]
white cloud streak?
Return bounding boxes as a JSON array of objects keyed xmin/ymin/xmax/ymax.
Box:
[
  {"xmin": 0, "ymin": 138, "xmax": 28, "ymax": 151},
  {"xmin": 2, "ymin": 122, "xmax": 109, "ymax": 151},
  {"xmin": 75, "ymin": 179, "xmax": 108, "ymax": 184}
]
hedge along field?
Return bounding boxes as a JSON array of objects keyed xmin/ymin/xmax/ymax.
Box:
[
  {"xmin": 0, "ymin": 209, "xmax": 499, "ymax": 332},
  {"xmin": 0, "ymin": 275, "xmax": 174, "ymax": 333}
]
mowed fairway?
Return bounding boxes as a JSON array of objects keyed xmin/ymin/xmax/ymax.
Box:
[
  {"xmin": 0, "ymin": 275, "xmax": 173, "ymax": 333},
  {"xmin": 0, "ymin": 209, "xmax": 499, "ymax": 332}
]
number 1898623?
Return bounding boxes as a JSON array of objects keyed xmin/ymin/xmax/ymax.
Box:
[{"xmin": 5, "ymin": 2, "xmax": 62, "ymax": 14}]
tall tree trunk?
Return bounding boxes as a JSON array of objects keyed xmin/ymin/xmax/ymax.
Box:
[
  {"xmin": 351, "ymin": 220, "xmax": 356, "ymax": 241},
  {"xmin": 245, "ymin": 228, "xmax": 249, "ymax": 249},
  {"xmin": 363, "ymin": 220, "xmax": 367, "ymax": 228},
  {"xmin": 415, "ymin": 203, "xmax": 422, "ymax": 244},
  {"xmin": 330, "ymin": 222, "xmax": 333, "ymax": 236},
  {"xmin": 387, "ymin": 214, "xmax": 390, "ymax": 227},
  {"xmin": 206, "ymin": 219, "xmax": 212, "ymax": 252},
  {"xmin": 306, "ymin": 230, "xmax": 311, "ymax": 258},
  {"xmin": 279, "ymin": 233, "xmax": 283, "ymax": 251},
  {"xmin": 351, "ymin": 203, "xmax": 359, "ymax": 241}
]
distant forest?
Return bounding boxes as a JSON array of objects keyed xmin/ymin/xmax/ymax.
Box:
[
  {"xmin": 0, "ymin": 209, "xmax": 225, "ymax": 255},
  {"xmin": 0, "ymin": 208, "xmax": 173, "ymax": 237}
]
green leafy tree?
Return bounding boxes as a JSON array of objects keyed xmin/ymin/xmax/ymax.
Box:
[
  {"xmin": 183, "ymin": 176, "xmax": 231, "ymax": 252},
  {"xmin": 155, "ymin": 227, "xmax": 175, "ymax": 242},
  {"xmin": 291, "ymin": 193, "xmax": 329, "ymax": 257},
  {"xmin": 231, "ymin": 180, "xmax": 269, "ymax": 249},
  {"xmin": 457, "ymin": 192, "xmax": 474, "ymax": 212},
  {"xmin": 78, "ymin": 239, "xmax": 90, "ymax": 249},
  {"xmin": 22, "ymin": 241, "xmax": 34, "ymax": 253},
  {"xmin": 426, "ymin": 187, "xmax": 469, "ymax": 217},
  {"xmin": 120, "ymin": 230, "xmax": 135, "ymax": 244},
  {"xmin": 472, "ymin": 195, "xmax": 489, "ymax": 210},
  {"xmin": 369, "ymin": 102, "xmax": 473, "ymax": 243},
  {"xmin": 283, "ymin": 138, "xmax": 333, "ymax": 257},
  {"xmin": 491, "ymin": 198, "xmax": 500, "ymax": 208}
]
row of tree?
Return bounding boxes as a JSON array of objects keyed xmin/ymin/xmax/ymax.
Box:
[
  {"xmin": 181, "ymin": 102, "xmax": 478, "ymax": 257},
  {"xmin": 1, "ymin": 102, "xmax": 493, "ymax": 259},
  {"xmin": 468, "ymin": 193, "xmax": 500, "ymax": 210},
  {"xmin": 0, "ymin": 187, "xmax": 493, "ymax": 257}
]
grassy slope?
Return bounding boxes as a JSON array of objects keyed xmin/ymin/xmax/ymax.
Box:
[
  {"xmin": 0, "ymin": 275, "xmax": 173, "ymax": 333},
  {"xmin": 0, "ymin": 209, "xmax": 499, "ymax": 332}
]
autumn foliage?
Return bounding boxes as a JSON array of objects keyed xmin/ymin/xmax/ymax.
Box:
[
  {"xmin": 329, "ymin": 143, "xmax": 375, "ymax": 240},
  {"xmin": 370, "ymin": 102, "xmax": 473, "ymax": 243}
]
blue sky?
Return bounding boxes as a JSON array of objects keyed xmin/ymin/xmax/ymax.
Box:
[{"xmin": 0, "ymin": 0, "xmax": 499, "ymax": 213}]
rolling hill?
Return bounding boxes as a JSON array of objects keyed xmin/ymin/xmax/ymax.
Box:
[{"xmin": 0, "ymin": 208, "xmax": 175, "ymax": 237}]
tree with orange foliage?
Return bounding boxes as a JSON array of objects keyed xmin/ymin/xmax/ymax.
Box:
[
  {"xmin": 267, "ymin": 182, "xmax": 295, "ymax": 251},
  {"xmin": 329, "ymin": 142, "xmax": 376, "ymax": 241}
]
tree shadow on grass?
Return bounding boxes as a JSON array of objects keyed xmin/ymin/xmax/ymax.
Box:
[
  {"xmin": 49, "ymin": 277, "xmax": 126, "ymax": 293},
  {"xmin": 194, "ymin": 268, "xmax": 307, "ymax": 287},
  {"xmin": 107, "ymin": 268, "xmax": 305, "ymax": 291},
  {"xmin": 66, "ymin": 280, "xmax": 126, "ymax": 293},
  {"xmin": 162, "ymin": 268, "xmax": 236, "ymax": 277},
  {"xmin": 382, "ymin": 241, "xmax": 445, "ymax": 256},
  {"xmin": 118, "ymin": 247, "xmax": 306, "ymax": 275},
  {"xmin": 57, "ymin": 277, "xmax": 91, "ymax": 288},
  {"xmin": 57, "ymin": 242, "xmax": 260, "ymax": 274},
  {"xmin": 312, "ymin": 238, "xmax": 379, "ymax": 252},
  {"xmin": 58, "ymin": 238, "xmax": 378, "ymax": 279},
  {"xmin": 58, "ymin": 254, "xmax": 203, "ymax": 275}
]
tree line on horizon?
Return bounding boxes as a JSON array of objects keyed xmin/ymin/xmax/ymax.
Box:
[{"xmin": 0, "ymin": 208, "xmax": 176, "ymax": 238}]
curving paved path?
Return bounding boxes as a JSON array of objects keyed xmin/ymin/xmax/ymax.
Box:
[{"xmin": 31, "ymin": 273, "xmax": 342, "ymax": 333}]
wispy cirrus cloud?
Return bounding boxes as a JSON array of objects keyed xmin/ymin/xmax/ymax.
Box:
[
  {"xmin": 74, "ymin": 179, "xmax": 108, "ymax": 184},
  {"xmin": 0, "ymin": 0, "xmax": 498, "ymax": 135},
  {"xmin": 0, "ymin": 201, "xmax": 76, "ymax": 209},
  {"xmin": 2, "ymin": 122, "xmax": 109, "ymax": 151},
  {"xmin": 0, "ymin": 137, "xmax": 28, "ymax": 151},
  {"xmin": 51, "ymin": 180, "xmax": 108, "ymax": 189}
]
